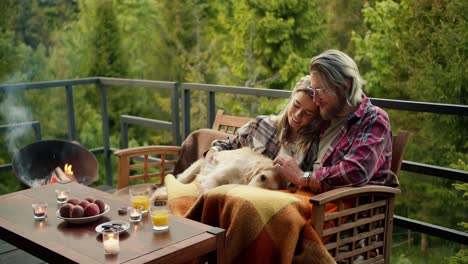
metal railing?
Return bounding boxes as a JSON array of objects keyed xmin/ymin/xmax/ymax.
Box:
[
  {"xmin": 1, "ymin": 78, "xmax": 467, "ymax": 246},
  {"xmin": 0, "ymin": 78, "xmax": 179, "ymax": 185}
]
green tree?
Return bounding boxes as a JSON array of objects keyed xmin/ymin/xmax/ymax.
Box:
[
  {"xmin": 0, "ymin": 0, "xmax": 23, "ymax": 82},
  {"xmin": 217, "ymin": 0, "xmax": 327, "ymax": 89},
  {"xmin": 156, "ymin": 0, "xmax": 223, "ymax": 84},
  {"xmin": 322, "ymin": 0, "xmax": 375, "ymax": 54},
  {"xmin": 448, "ymin": 160, "xmax": 468, "ymax": 264},
  {"xmin": 89, "ymin": 0, "xmax": 127, "ymax": 78}
]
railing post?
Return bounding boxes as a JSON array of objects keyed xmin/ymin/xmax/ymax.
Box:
[
  {"xmin": 172, "ymin": 83, "xmax": 181, "ymax": 145},
  {"xmin": 182, "ymin": 86, "xmax": 191, "ymax": 139},
  {"xmin": 208, "ymin": 91, "xmax": 215, "ymax": 128},
  {"xmin": 121, "ymin": 121, "xmax": 128, "ymax": 149},
  {"xmin": 99, "ymin": 81, "xmax": 112, "ymax": 186},
  {"xmin": 65, "ymin": 85, "xmax": 77, "ymax": 141},
  {"xmin": 32, "ymin": 122, "xmax": 41, "ymax": 141}
]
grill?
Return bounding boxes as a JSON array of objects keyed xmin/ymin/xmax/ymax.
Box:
[{"xmin": 12, "ymin": 140, "xmax": 99, "ymax": 187}]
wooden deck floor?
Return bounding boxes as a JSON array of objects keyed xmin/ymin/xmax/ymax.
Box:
[{"xmin": 0, "ymin": 239, "xmax": 47, "ymax": 264}]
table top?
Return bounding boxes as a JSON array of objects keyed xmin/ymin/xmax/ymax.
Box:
[{"xmin": 0, "ymin": 182, "xmax": 224, "ymax": 264}]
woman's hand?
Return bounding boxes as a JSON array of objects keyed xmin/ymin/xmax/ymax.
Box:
[{"xmin": 273, "ymin": 154, "xmax": 306, "ymax": 186}]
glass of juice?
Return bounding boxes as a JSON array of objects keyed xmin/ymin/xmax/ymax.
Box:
[
  {"xmin": 129, "ymin": 186, "xmax": 150, "ymax": 214},
  {"xmin": 150, "ymin": 200, "xmax": 169, "ymax": 231}
]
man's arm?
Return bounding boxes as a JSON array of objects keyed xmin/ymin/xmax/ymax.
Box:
[{"xmin": 314, "ymin": 112, "xmax": 392, "ymax": 192}]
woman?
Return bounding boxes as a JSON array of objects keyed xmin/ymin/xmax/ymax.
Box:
[{"xmin": 204, "ymin": 75, "xmax": 321, "ymax": 178}]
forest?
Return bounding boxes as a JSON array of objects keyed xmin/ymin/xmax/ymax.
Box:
[{"xmin": 0, "ymin": 0, "xmax": 466, "ymax": 263}]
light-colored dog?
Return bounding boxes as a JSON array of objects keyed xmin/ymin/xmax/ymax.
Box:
[{"xmin": 177, "ymin": 147, "xmax": 287, "ymax": 192}]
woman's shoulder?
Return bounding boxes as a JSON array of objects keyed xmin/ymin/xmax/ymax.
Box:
[
  {"xmin": 238, "ymin": 115, "xmax": 277, "ymax": 134},
  {"xmin": 254, "ymin": 115, "xmax": 278, "ymax": 127}
]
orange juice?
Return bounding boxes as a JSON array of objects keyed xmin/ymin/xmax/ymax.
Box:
[
  {"xmin": 151, "ymin": 209, "xmax": 169, "ymax": 230},
  {"xmin": 131, "ymin": 195, "xmax": 149, "ymax": 212}
]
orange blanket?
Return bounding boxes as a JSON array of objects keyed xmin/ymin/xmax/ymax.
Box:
[{"xmin": 165, "ymin": 175, "xmax": 335, "ymax": 264}]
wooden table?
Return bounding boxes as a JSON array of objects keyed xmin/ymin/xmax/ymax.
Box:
[{"xmin": 0, "ymin": 182, "xmax": 225, "ymax": 264}]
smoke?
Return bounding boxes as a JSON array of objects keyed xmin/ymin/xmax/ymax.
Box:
[{"xmin": 0, "ymin": 91, "xmax": 33, "ymax": 156}]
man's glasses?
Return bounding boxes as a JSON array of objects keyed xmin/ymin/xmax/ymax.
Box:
[{"xmin": 306, "ymin": 85, "xmax": 329, "ymax": 98}]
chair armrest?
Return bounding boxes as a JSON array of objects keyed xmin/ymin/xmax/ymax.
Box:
[
  {"xmin": 309, "ymin": 185, "xmax": 401, "ymax": 206},
  {"xmin": 114, "ymin": 145, "xmax": 181, "ymax": 157},
  {"xmin": 310, "ymin": 185, "xmax": 401, "ymax": 263}
]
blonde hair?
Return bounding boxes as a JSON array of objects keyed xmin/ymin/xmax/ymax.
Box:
[
  {"xmin": 272, "ymin": 75, "xmax": 319, "ymax": 155},
  {"xmin": 309, "ymin": 49, "xmax": 364, "ymax": 106}
]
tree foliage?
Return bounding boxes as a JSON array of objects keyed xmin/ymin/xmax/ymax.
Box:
[
  {"xmin": 88, "ymin": 0, "xmax": 127, "ymax": 78},
  {"xmin": 216, "ymin": 0, "xmax": 327, "ymax": 89}
]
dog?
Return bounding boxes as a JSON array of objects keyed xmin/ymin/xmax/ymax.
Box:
[{"xmin": 176, "ymin": 147, "xmax": 288, "ymax": 192}]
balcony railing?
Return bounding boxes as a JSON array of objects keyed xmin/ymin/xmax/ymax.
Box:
[{"xmin": 1, "ymin": 77, "xmax": 467, "ymax": 247}]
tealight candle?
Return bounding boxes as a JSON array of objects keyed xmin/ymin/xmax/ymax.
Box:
[
  {"xmin": 55, "ymin": 189, "xmax": 69, "ymax": 204},
  {"xmin": 103, "ymin": 230, "xmax": 120, "ymax": 255},
  {"xmin": 128, "ymin": 205, "xmax": 143, "ymax": 223},
  {"xmin": 32, "ymin": 201, "xmax": 48, "ymax": 220}
]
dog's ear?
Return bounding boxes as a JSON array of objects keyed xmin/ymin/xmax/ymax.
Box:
[{"xmin": 247, "ymin": 167, "xmax": 262, "ymax": 182}]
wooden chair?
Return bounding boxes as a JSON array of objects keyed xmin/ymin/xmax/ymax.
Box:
[
  {"xmin": 113, "ymin": 110, "xmax": 254, "ymax": 191},
  {"xmin": 212, "ymin": 109, "xmax": 253, "ymax": 134},
  {"xmin": 310, "ymin": 130, "xmax": 410, "ymax": 264}
]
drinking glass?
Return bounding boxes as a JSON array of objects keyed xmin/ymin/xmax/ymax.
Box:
[
  {"xmin": 150, "ymin": 200, "xmax": 169, "ymax": 231},
  {"xmin": 129, "ymin": 185, "xmax": 150, "ymax": 214}
]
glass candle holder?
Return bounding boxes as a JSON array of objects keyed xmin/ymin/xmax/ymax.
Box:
[
  {"xmin": 55, "ymin": 189, "xmax": 70, "ymax": 204},
  {"xmin": 128, "ymin": 205, "xmax": 143, "ymax": 223},
  {"xmin": 32, "ymin": 201, "xmax": 48, "ymax": 220},
  {"xmin": 102, "ymin": 229, "xmax": 120, "ymax": 255}
]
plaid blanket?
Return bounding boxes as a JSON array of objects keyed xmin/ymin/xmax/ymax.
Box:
[{"xmin": 164, "ymin": 175, "xmax": 335, "ymax": 264}]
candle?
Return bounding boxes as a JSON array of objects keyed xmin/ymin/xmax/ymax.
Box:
[
  {"xmin": 103, "ymin": 231, "xmax": 120, "ymax": 255},
  {"xmin": 55, "ymin": 189, "xmax": 69, "ymax": 204},
  {"xmin": 32, "ymin": 201, "xmax": 48, "ymax": 220},
  {"xmin": 104, "ymin": 237, "xmax": 120, "ymax": 254},
  {"xmin": 58, "ymin": 193, "xmax": 67, "ymax": 202},
  {"xmin": 128, "ymin": 205, "xmax": 142, "ymax": 222},
  {"xmin": 35, "ymin": 208, "xmax": 45, "ymax": 217},
  {"xmin": 130, "ymin": 211, "xmax": 140, "ymax": 220}
]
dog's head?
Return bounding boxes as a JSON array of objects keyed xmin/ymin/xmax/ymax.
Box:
[{"xmin": 247, "ymin": 165, "xmax": 287, "ymax": 190}]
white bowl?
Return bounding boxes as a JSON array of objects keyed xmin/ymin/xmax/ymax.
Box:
[{"xmin": 56, "ymin": 204, "xmax": 110, "ymax": 224}]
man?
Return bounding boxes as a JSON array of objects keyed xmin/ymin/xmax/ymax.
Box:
[{"xmin": 274, "ymin": 49, "xmax": 398, "ymax": 193}]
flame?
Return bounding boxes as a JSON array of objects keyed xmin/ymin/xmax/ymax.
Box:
[{"xmin": 64, "ymin": 163, "xmax": 73, "ymax": 176}]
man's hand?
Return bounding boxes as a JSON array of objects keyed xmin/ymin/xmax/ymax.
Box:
[
  {"xmin": 273, "ymin": 154, "xmax": 306, "ymax": 186},
  {"xmin": 308, "ymin": 176, "xmax": 321, "ymax": 193}
]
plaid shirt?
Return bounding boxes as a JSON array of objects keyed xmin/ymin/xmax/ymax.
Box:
[
  {"xmin": 211, "ymin": 115, "xmax": 319, "ymax": 171},
  {"xmin": 314, "ymin": 96, "xmax": 398, "ymax": 192}
]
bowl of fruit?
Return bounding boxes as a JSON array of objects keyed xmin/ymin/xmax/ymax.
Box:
[{"xmin": 56, "ymin": 196, "xmax": 109, "ymax": 224}]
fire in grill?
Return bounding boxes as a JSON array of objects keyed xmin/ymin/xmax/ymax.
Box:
[{"xmin": 12, "ymin": 140, "xmax": 99, "ymax": 188}]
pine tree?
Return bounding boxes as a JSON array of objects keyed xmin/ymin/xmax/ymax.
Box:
[{"xmin": 89, "ymin": 0, "xmax": 127, "ymax": 77}]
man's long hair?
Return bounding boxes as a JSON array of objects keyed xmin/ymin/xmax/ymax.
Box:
[{"xmin": 309, "ymin": 49, "xmax": 365, "ymax": 106}]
